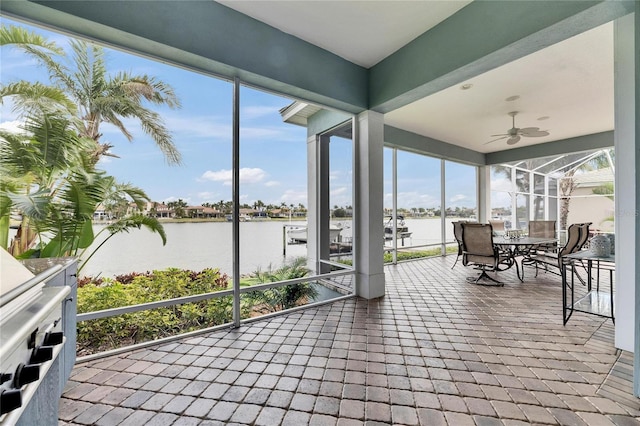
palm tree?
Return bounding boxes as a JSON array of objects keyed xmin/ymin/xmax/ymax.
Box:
[
  {"xmin": 491, "ymin": 150, "xmax": 613, "ymax": 231},
  {"xmin": 1, "ymin": 25, "xmax": 182, "ymax": 165},
  {"xmin": 0, "ymin": 110, "xmax": 166, "ymax": 263},
  {"xmin": 167, "ymin": 199, "xmax": 188, "ymax": 218},
  {"xmin": 557, "ymin": 150, "xmax": 612, "ymax": 230},
  {"xmin": 1, "ymin": 25, "xmax": 168, "ymax": 263},
  {"xmin": 247, "ymin": 257, "xmax": 318, "ymax": 313}
]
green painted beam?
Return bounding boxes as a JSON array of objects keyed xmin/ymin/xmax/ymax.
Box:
[
  {"xmin": 0, "ymin": 0, "xmax": 368, "ymax": 114},
  {"xmin": 485, "ymin": 131, "xmax": 613, "ymax": 165},
  {"xmin": 370, "ymin": 1, "xmax": 635, "ymax": 113},
  {"xmin": 385, "ymin": 128, "xmax": 614, "ymax": 168},
  {"xmin": 384, "ymin": 125, "xmax": 485, "ymax": 166},
  {"xmin": 307, "ymin": 109, "xmax": 353, "ymax": 138}
]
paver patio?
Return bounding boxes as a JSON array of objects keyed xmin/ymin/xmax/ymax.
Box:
[{"xmin": 59, "ymin": 256, "xmax": 639, "ymax": 425}]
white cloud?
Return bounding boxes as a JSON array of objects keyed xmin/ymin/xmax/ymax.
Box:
[
  {"xmin": 331, "ymin": 187, "xmax": 347, "ymax": 196},
  {"xmin": 386, "ymin": 191, "xmax": 440, "ymax": 209},
  {"xmin": 99, "ymin": 113, "xmax": 232, "ymax": 142},
  {"xmin": 162, "ymin": 196, "xmax": 192, "ymax": 204},
  {"xmin": 63, "ymin": 110, "xmax": 299, "ymax": 145},
  {"xmin": 449, "ymin": 194, "xmax": 467, "ymax": 203},
  {"xmin": 241, "ymin": 105, "xmax": 281, "ymax": 120},
  {"xmin": 491, "ymin": 191, "xmax": 512, "ymax": 209},
  {"xmin": 200, "ymin": 167, "xmax": 267, "ymax": 185},
  {"xmin": 165, "ymin": 114, "xmax": 231, "ymax": 139},
  {"xmin": 329, "ymin": 187, "xmax": 352, "ymax": 207},
  {"xmin": 0, "ymin": 120, "xmax": 27, "ymax": 134},
  {"xmin": 240, "ymin": 126, "xmax": 291, "ymax": 141},
  {"xmin": 491, "ymin": 176, "xmax": 511, "ymax": 192},
  {"xmin": 196, "ymin": 192, "xmax": 221, "ymax": 202},
  {"xmin": 280, "ymin": 189, "xmax": 307, "ymax": 205},
  {"xmin": 264, "ymin": 181, "xmax": 280, "ymax": 187}
]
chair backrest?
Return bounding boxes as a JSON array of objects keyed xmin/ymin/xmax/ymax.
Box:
[
  {"xmin": 559, "ymin": 223, "xmax": 582, "ymax": 258},
  {"xmin": 575, "ymin": 222, "xmax": 592, "ymax": 251},
  {"xmin": 489, "ymin": 220, "xmax": 505, "ymax": 232},
  {"xmin": 453, "ymin": 221, "xmax": 464, "ymax": 254},
  {"xmin": 528, "ymin": 220, "xmax": 556, "ymax": 238},
  {"xmin": 461, "ymin": 223, "xmax": 495, "ymax": 257}
]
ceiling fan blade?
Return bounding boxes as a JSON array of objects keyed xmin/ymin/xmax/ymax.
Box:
[
  {"xmin": 484, "ymin": 136, "xmax": 508, "ymax": 145},
  {"xmin": 519, "ymin": 127, "xmax": 540, "ymax": 133},
  {"xmin": 507, "ymin": 135, "xmax": 521, "ymax": 145},
  {"xmin": 521, "ymin": 130, "xmax": 550, "ymax": 137},
  {"xmin": 490, "ymin": 133, "xmax": 509, "ymax": 137}
]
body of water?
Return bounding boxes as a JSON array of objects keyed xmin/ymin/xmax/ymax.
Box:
[{"xmin": 80, "ymin": 218, "xmax": 458, "ymax": 278}]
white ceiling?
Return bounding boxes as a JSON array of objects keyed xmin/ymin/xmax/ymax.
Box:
[
  {"xmin": 218, "ymin": 0, "xmax": 472, "ymax": 68},
  {"xmin": 218, "ymin": 1, "xmax": 614, "ymax": 155}
]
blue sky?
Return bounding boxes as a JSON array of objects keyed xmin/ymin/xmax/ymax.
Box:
[{"xmin": 1, "ymin": 18, "xmax": 476, "ymax": 211}]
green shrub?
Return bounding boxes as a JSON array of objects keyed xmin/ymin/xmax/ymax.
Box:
[
  {"xmin": 244, "ymin": 257, "xmax": 318, "ymax": 315},
  {"xmin": 76, "ymin": 268, "xmax": 238, "ymax": 354}
]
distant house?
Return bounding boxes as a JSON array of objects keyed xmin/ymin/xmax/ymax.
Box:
[
  {"xmin": 186, "ymin": 206, "xmax": 223, "ymax": 218},
  {"xmin": 93, "ymin": 203, "xmax": 109, "ymax": 221},
  {"xmin": 185, "ymin": 206, "xmax": 204, "ymax": 218},
  {"xmin": 127, "ymin": 202, "xmax": 145, "ymax": 216},
  {"xmin": 269, "ymin": 209, "xmax": 288, "ymax": 218},
  {"xmin": 252, "ymin": 211, "xmax": 270, "ymax": 220},
  {"xmin": 153, "ymin": 203, "xmax": 173, "ymax": 218}
]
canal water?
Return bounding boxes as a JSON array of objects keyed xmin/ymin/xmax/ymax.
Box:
[{"xmin": 80, "ymin": 218, "xmax": 456, "ymax": 278}]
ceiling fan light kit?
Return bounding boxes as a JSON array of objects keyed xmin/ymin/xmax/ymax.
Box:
[{"xmin": 485, "ymin": 111, "xmax": 550, "ymax": 145}]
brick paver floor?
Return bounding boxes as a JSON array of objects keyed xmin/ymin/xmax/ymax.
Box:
[{"xmin": 59, "ymin": 256, "xmax": 640, "ymax": 425}]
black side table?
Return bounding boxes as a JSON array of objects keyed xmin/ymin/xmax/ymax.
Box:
[{"xmin": 562, "ymin": 251, "xmax": 615, "ymax": 325}]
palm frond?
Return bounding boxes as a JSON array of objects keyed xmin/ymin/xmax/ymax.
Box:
[
  {"xmin": 7, "ymin": 188, "xmax": 51, "ymax": 222},
  {"xmin": 0, "ymin": 81, "xmax": 76, "ymax": 115},
  {"xmin": 0, "ymin": 25, "xmax": 63, "ymax": 54},
  {"xmin": 114, "ymin": 73, "xmax": 181, "ymax": 108},
  {"xmin": 78, "ymin": 214, "xmax": 166, "ymax": 272},
  {"xmin": 106, "ymin": 214, "xmax": 167, "ymax": 245},
  {"xmin": 133, "ymin": 107, "xmax": 182, "ymax": 165},
  {"xmin": 0, "ymin": 130, "xmax": 41, "ymax": 178}
]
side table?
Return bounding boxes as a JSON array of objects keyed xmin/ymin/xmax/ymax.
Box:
[{"xmin": 561, "ymin": 251, "xmax": 615, "ymax": 325}]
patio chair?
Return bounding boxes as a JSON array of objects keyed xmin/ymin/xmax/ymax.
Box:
[
  {"xmin": 575, "ymin": 222, "xmax": 593, "ymax": 251},
  {"xmin": 451, "ymin": 221, "xmax": 465, "ymax": 269},
  {"xmin": 528, "ymin": 220, "xmax": 557, "ymax": 252},
  {"xmin": 489, "ymin": 220, "xmax": 506, "ymax": 235},
  {"xmin": 461, "ymin": 223, "xmax": 505, "ymax": 286},
  {"xmin": 528, "ymin": 220, "xmax": 556, "ymax": 238},
  {"xmin": 530, "ymin": 223, "xmax": 584, "ymax": 278}
]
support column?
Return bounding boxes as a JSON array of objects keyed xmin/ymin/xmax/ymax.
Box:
[
  {"xmin": 306, "ymin": 134, "xmax": 331, "ymax": 274},
  {"xmin": 355, "ymin": 111, "xmax": 385, "ymax": 299},
  {"xmin": 478, "ymin": 166, "xmax": 491, "ymax": 223},
  {"xmin": 633, "ymin": 4, "xmax": 640, "ymax": 398},
  {"xmin": 613, "ymin": 11, "xmax": 638, "ymax": 397}
]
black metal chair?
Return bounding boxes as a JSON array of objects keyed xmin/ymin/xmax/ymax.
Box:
[
  {"xmin": 530, "ymin": 223, "xmax": 585, "ymax": 278},
  {"xmin": 451, "ymin": 221, "xmax": 464, "ymax": 269},
  {"xmin": 461, "ymin": 223, "xmax": 505, "ymax": 286},
  {"xmin": 528, "ymin": 220, "xmax": 557, "ymax": 252}
]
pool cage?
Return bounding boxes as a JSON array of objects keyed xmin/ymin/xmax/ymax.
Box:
[{"xmin": 490, "ymin": 148, "xmax": 615, "ymax": 243}]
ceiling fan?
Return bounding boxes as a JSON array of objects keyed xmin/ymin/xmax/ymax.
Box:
[{"xmin": 485, "ymin": 111, "xmax": 549, "ymax": 145}]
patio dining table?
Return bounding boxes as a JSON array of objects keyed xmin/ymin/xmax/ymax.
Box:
[{"xmin": 494, "ymin": 236, "xmax": 558, "ymax": 282}]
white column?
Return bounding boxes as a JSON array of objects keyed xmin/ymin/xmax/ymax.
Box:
[
  {"xmin": 613, "ymin": 13, "xmax": 637, "ymax": 363},
  {"xmin": 306, "ymin": 134, "xmax": 331, "ymax": 274},
  {"xmin": 631, "ymin": 5, "xmax": 640, "ymax": 398},
  {"xmin": 355, "ymin": 111, "xmax": 385, "ymax": 299},
  {"xmin": 477, "ymin": 166, "xmax": 491, "ymax": 223}
]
